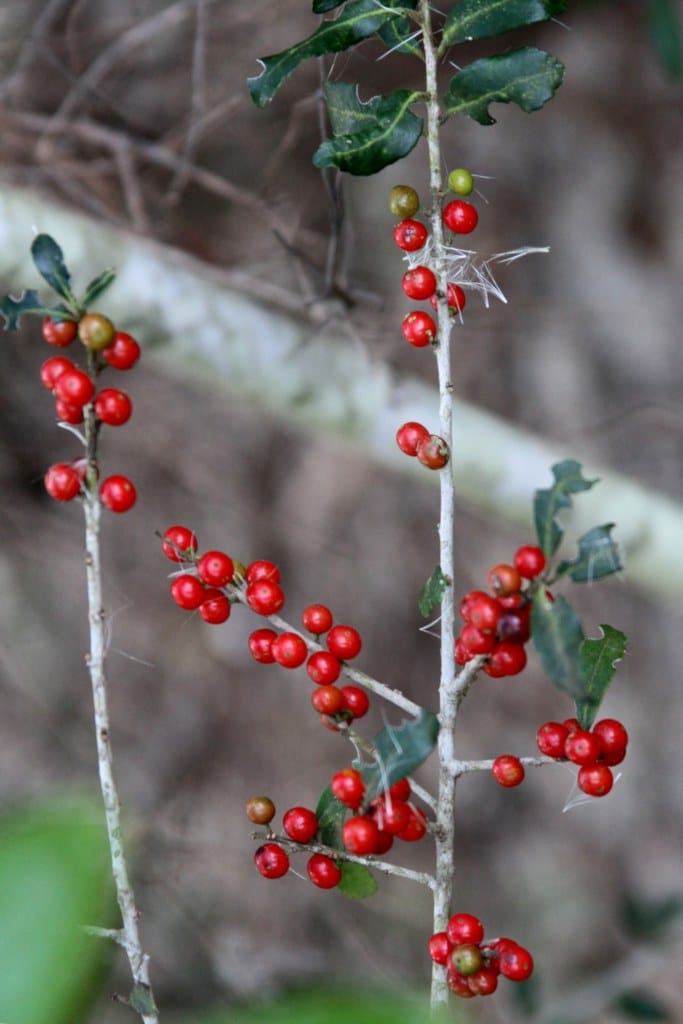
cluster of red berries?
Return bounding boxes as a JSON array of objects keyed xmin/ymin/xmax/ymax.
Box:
[
  {"xmin": 454, "ymin": 544, "xmax": 547, "ymax": 678},
  {"xmin": 40, "ymin": 313, "xmax": 140, "ymax": 512},
  {"xmin": 332, "ymin": 770, "xmax": 427, "ymax": 855},
  {"xmin": 247, "ymin": 797, "xmax": 342, "ymax": 890},
  {"xmin": 536, "ymin": 716, "xmax": 628, "ymax": 797},
  {"xmin": 429, "ymin": 912, "xmax": 533, "ymax": 998},
  {"xmin": 162, "ymin": 526, "xmax": 370, "ymax": 728}
]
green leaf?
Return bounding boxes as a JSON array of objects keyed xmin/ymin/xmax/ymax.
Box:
[
  {"xmin": 648, "ymin": 0, "xmax": 683, "ymax": 77},
  {"xmin": 615, "ymin": 990, "xmax": 673, "ymax": 1021},
  {"xmin": 418, "ymin": 565, "xmax": 448, "ymax": 618},
  {"xmin": 442, "ymin": 0, "xmax": 566, "ymax": 50},
  {"xmin": 30, "ymin": 234, "xmax": 75, "ymax": 305},
  {"xmin": 248, "ymin": 0, "xmax": 412, "ymax": 108},
  {"xmin": 0, "ymin": 289, "xmax": 47, "ymax": 330},
  {"xmin": 556, "ymin": 524, "xmax": 623, "ymax": 583},
  {"xmin": 622, "ymin": 892, "xmax": 683, "ymax": 942},
  {"xmin": 315, "ymin": 785, "xmax": 347, "ymax": 849},
  {"xmin": 533, "ymin": 459, "xmax": 597, "ymax": 558},
  {"xmin": 313, "ymin": 0, "xmax": 347, "ymax": 12},
  {"xmin": 313, "ymin": 87, "xmax": 422, "ymax": 175},
  {"xmin": 82, "ymin": 268, "xmax": 117, "ymax": 308},
  {"xmin": 337, "ymin": 861, "xmax": 378, "ymax": 899},
  {"xmin": 130, "ymin": 982, "xmax": 158, "ymax": 1016},
  {"xmin": 444, "ymin": 47, "xmax": 565, "ymax": 125},
  {"xmin": 376, "ymin": 1, "xmax": 421, "ymax": 57},
  {"xmin": 531, "ymin": 590, "xmax": 585, "ymax": 700},
  {"xmin": 0, "ymin": 802, "xmax": 114, "ymax": 1024},
  {"xmin": 576, "ymin": 625, "xmax": 627, "ymax": 728},
  {"xmin": 360, "ymin": 709, "xmax": 439, "ymax": 800}
]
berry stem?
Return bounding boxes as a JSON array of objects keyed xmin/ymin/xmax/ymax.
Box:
[
  {"xmin": 82, "ymin": 400, "xmax": 158, "ymax": 1021},
  {"xmin": 266, "ymin": 834, "xmax": 436, "ymax": 889},
  {"xmin": 419, "ymin": 1, "xmax": 460, "ymax": 1009}
]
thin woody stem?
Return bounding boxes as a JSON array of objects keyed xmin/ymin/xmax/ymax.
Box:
[
  {"xmin": 266, "ymin": 833, "xmax": 436, "ymax": 889},
  {"xmin": 82, "ymin": 390, "xmax": 159, "ymax": 1023}
]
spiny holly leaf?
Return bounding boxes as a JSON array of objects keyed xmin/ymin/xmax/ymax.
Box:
[
  {"xmin": 0, "ymin": 289, "xmax": 47, "ymax": 330},
  {"xmin": 313, "ymin": 0, "xmax": 347, "ymax": 12},
  {"xmin": 533, "ymin": 459, "xmax": 597, "ymax": 558},
  {"xmin": 31, "ymin": 234, "xmax": 75, "ymax": 305},
  {"xmin": 557, "ymin": 524, "xmax": 622, "ymax": 584},
  {"xmin": 82, "ymin": 269, "xmax": 116, "ymax": 309},
  {"xmin": 576, "ymin": 625, "xmax": 627, "ymax": 728},
  {"xmin": 444, "ymin": 47, "xmax": 565, "ymax": 125},
  {"xmin": 441, "ymin": 0, "xmax": 566, "ymax": 50},
  {"xmin": 614, "ymin": 990, "xmax": 673, "ymax": 1022},
  {"xmin": 418, "ymin": 565, "xmax": 448, "ymax": 618},
  {"xmin": 376, "ymin": 1, "xmax": 420, "ymax": 57},
  {"xmin": 324, "ymin": 81, "xmax": 381, "ymax": 135},
  {"xmin": 248, "ymin": 0, "xmax": 411, "ymax": 108},
  {"xmin": 360, "ymin": 709, "xmax": 439, "ymax": 800},
  {"xmin": 337, "ymin": 861, "xmax": 378, "ymax": 900},
  {"xmin": 313, "ymin": 88, "xmax": 422, "ymax": 175},
  {"xmin": 531, "ymin": 590, "xmax": 585, "ymax": 700},
  {"xmin": 315, "ymin": 785, "xmax": 346, "ymax": 850}
]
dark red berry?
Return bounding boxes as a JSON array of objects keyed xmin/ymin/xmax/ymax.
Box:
[
  {"xmin": 487, "ymin": 563, "xmax": 522, "ymax": 597},
  {"xmin": 42, "ymin": 316, "xmax": 77, "ymax": 347},
  {"xmin": 463, "ymin": 594, "xmax": 500, "ymax": 633},
  {"xmin": 254, "ymin": 843, "xmax": 289, "ymax": 879},
  {"xmin": 498, "ymin": 943, "xmax": 534, "ymax": 982},
  {"xmin": 55, "ymin": 399, "xmax": 84, "ymax": 424},
  {"xmin": 311, "ymin": 685, "xmax": 344, "ymax": 715},
  {"xmin": 396, "ymin": 806, "xmax": 427, "ymax": 842},
  {"xmin": 592, "ymin": 718, "xmax": 628, "ymax": 765},
  {"xmin": 429, "ymin": 282, "xmax": 466, "ymax": 315},
  {"xmin": 416, "ymin": 434, "xmax": 449, "ymax": 470}
]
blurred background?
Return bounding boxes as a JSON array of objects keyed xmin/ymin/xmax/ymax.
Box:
[{"xmin": 0, "ymin": 1, "xmax": 682, "ymax": 1022}]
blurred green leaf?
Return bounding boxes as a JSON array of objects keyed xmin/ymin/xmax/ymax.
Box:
[
  {"xmin": 337, "ymin": 861, "xmax": 378, "ymax": 899},
  {"xmin": 0, "ymin": 802, "xmax": 114, "ymax": 1024},
  {"xmin": 314, "ymin": 88, "xmax": 422, "ymax": 175},
  {"xmin": 315, "ymin": 785, "xmax": 346, "ymax": 849},
  {"xmin": 82, "ymin": 269, "xmax": 117, "ymax": 309},
  {"xmin": 442, "ymin": 0, "xmax": 566, "ymax": 49},
  {"xmin": 313, "ymin": 0, "xmax": 346, "ymax": 12},
  {"xmin": 418, "ymin": 565, "xmax": 448, "ymax": 618},
  {"xmin": 531, "ymin": 590, "xmax": 585, "ymax": 699},
  {"xmin": 615, "ymin": 989, "xmax": 673, "ymax": 1021},
  {"xmin": 0, "ymin": 289, "xmax": 51, "ymax": 330},
  {"xmin": 648, "ymin": 0, "xmax": 683, "ymax": 77},
  {"xmin": 31, "ymin": 234, "xmax": 75, "ymax": 305},
  {"xmin": 556, "ymin": 524, "xmax": 622, "ymax": 583},
  {"xmin": 444, "ymin": 47, "xmax": 564, "ymax": 125},
  {"xmin": 576, "ymin": 624, "xmax": 627, "ymax": 728},
  {"xmin": 360, "ymin": 709, "xmax": 438, "ymax": 800},
  {"xmin": 622, "ymin": 892, "xmax": 683, "ymax": 941},
  {"xmin": 533, "ymin": 459, "xmax": 597, "ymax": 558}
]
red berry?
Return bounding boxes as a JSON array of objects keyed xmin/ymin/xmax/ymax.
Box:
[
  {"xmin": 536, "ymin": 721, "xmax": 569, "ymax": 758},
  {"xmin": 301, "ymin": 604, "xmax": 333, "ymax": 635},
  {"xmin": 197, "ymin": 550, "xmax": 234, "ymax": 587},
  {"xmin": 416, "ymin": 434, "xmax": 449, "ymax": 470},
  {"xmin": 513, "ymin": 544, "xmax": 546, "ymax": 579},
  {"xmin": 468, "ymin": 967, "xmax": 498, "ymax": 996},
  {"xmin": 54, "ymin": 399, "xmax": 83, "ymax": 424},
  {"xmin": 339, "ymin": 685, "xmax": 369, "ymax": 719},
  {"xmin": 42, "ymin": 316, "xmax": 77, "ymax": 347},
  {"xmin": 245, "ymin": 795, "xmax": 275, "ymax": 825},
  {"xmin": 161, "ymin": 525, "xmax": 198, "ymax": 563},
  {"xmin": 373, "ymin": 797, "xmax": 410, "ymax": 836},
  {"xmin": 459, "ymin": 624, "xmax": 496, "ymax": 656},
  {"xmin": 487, "ymin": 563, "xmax": 522, "ymax": 597},
  {"xmin": 497, "ymin": 606, "xmax": 531, "ymax": 644},
  {"xmin": 326, "ymin": 625, "xmax": 362, "ymax": 661},
  {"xmin": 306, "ymin": 650, "xmax": 341, "ymax": 685},
  {"xmin": 401, "ymin": 266, "xmax": 437, "ymax": 301},
  {"xmin": 592, "ymin": 719, "xmax": 628, "ymax": 765},
  {"xmin": 94, "ymin": 388, "xmax": 133, "ymax": 426},
  {"xmin": 44, "ymin": 463, "xmax": 81, "ymax": 502},
  {"xmin": 307, "ymin": 853, "xmax": 341, "ymax": 889},
  {"xmin": 170, "ymin": 574, "xmax": 205, "ymax": 610},
  {"xmin": 387, "ymin": 777, "xmax": 411, "ymax": 802},
  {"xmin": 282, "ymin": 806, "xmax": 318, "ymax": 844},
  {"xmin": 100, "ymin": 474, "xmax": 136, "ymax": 513},
  {"xmin": 443, "ymin": 199, "xmax": 478, "ymax": 234},
  {"xmin": 311, "ymin": 685, "xmax": 344, "ymax": 715},
  {"xmin": 198, "ymin": 590, "xmax": 231, "ymax": 624},
  {"xmin": 483, "ymin": 641, "xmax": 527, "ymax": 678},
  {"xmin": 372, "ymin": 829, "xmax": 394, "ymax": 855},
  {"xmin": 492, "ymin": 754, "xmax": 525, "ymax": 787},
  {"xmin": 254, "ymin": 843, "xmax": 289, "ymax": 879},
  {"xmin": 331, "ymin": 768, "xmax": 365, "ymax": 809},
  {"xmin": 54, "ymin": 367, "xmax": 95, "ymax": 407},
  {"xmin": 447, "ymin": 913, "xmax": 484, "ymax": 946},
  {"xmin": 396, "ymin": 806, "xmax": 427, "ymax": 842},
  {"xmin": 393, "ymin": 219, "xmax": 428, "ymax": 251},
  {"xmin": 101, "ymin": 331, "xmax": 141, "ymax": 370},
  {"xmin": 562, "ymin": 717, "xmax": 580, "ymax": 735},
  {"xmin": 248, "ymin": 628, "xmax": 278, "ymax": 663},
  {"xmin": 429, "ymin": 282, "xmax": 466, "ymax": 315},
  {"xmin": 577, "ymin": 762, "xmax": 614, "ymax": 797},
  {"xmin": 401, "ymin": 310, "xmax": 437, "ymax": 348},
  {"xmin": 565, "ymin": 729, "xmax": 603, "ymax": 766},
  {"xmin": 447, "ymin": 970, "xmax": 476, "ymax": 998},
  {"xmin": 271, "ymin": 632, "xmax": 308, "ymax": 669},
  {"xmin": 246, "ymin": 560, "xmax": 280, "ymax": 584},
  {"xmin": 464, "ymin": 594, "xmax": 501, "ymax": 633},
  {"xmin": 245, "ymin": 579, "xmax": 285, "ymax": 616},
  {"xmin": 41, "ymin": 356, "xmax": 74, "ymax": 390},
  {"xmin": 342, "ymin": 815, "xmax": 380, "ymax": 855},
  {"xmin": 395, "ymin": 421, "xmax": 430, "ymax": 456},
  {"xmin": 428, "ymin": 932, "xmax": 451, "ymax": 966},
  {"xmin": 454, "ymin": 638, "xmax": 474, "ymax": 665},
  {"xmin": 498, "ymin": 943, "xmax": 534, "ymax": 982}
]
